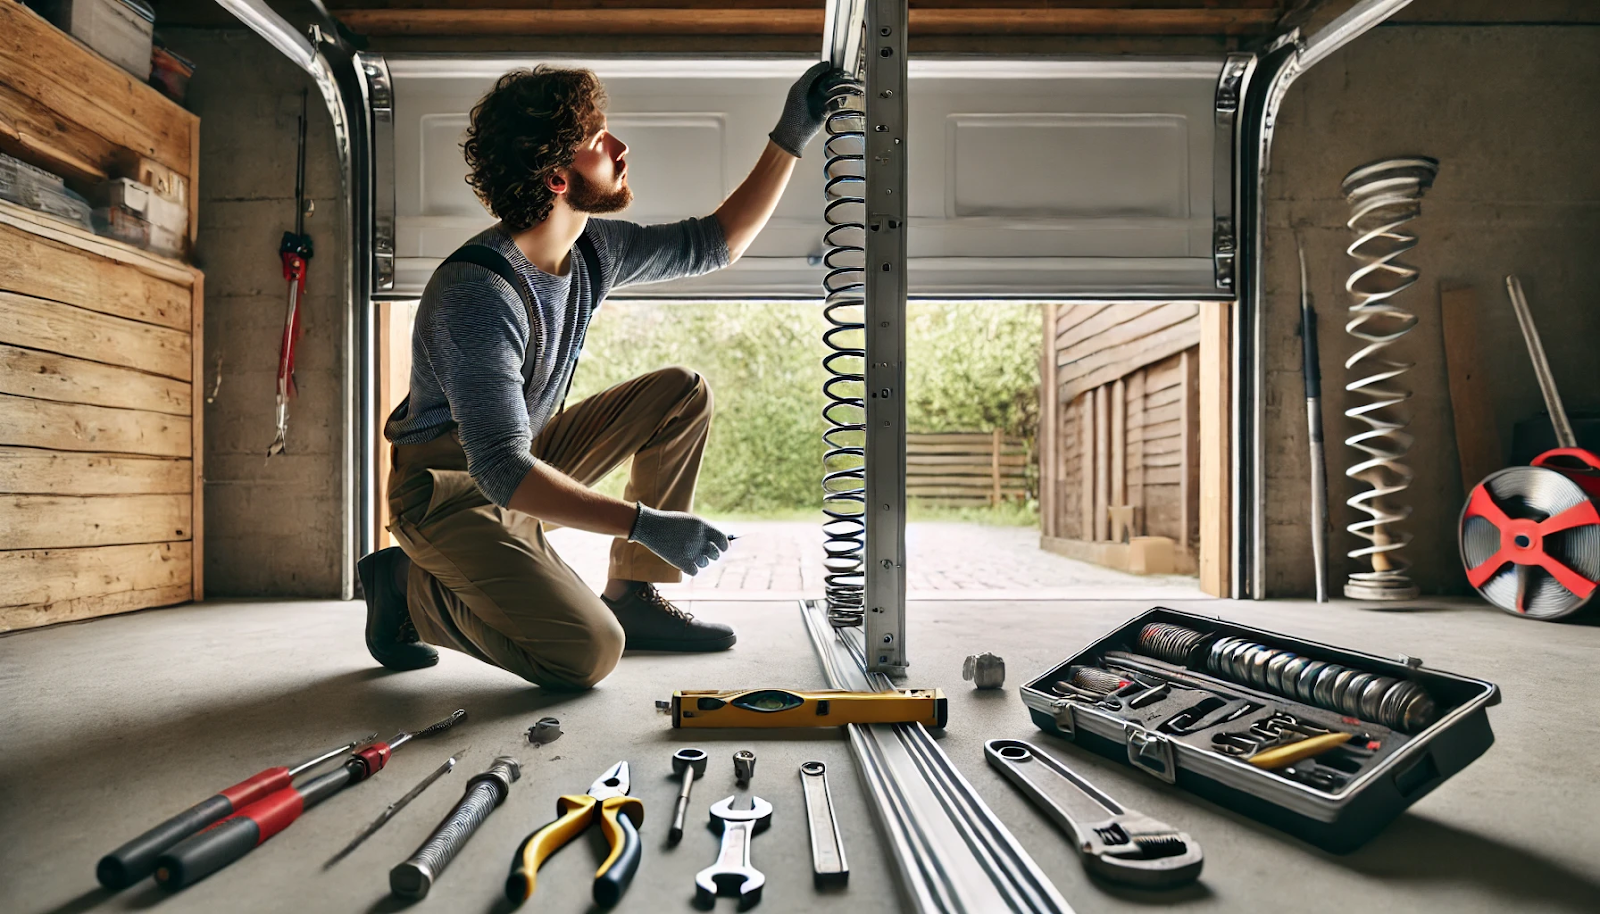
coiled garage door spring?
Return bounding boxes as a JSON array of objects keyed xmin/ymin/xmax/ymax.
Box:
[
  {"xmin": 820, "ymin": 78, "xmax": 866, "ymax": 626},
  {"xmin": 1339, "ymin": 157, "xmax": 1437, "ymax": 601}
]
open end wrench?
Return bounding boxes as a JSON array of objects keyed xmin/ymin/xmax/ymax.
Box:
[
  {"xmin": 695, "ymin": 796, "xmax": 772, "ymax": 909},
  {"xmin": 985, "ymin": 739, "xmax": 1203, "ymax": 889}
]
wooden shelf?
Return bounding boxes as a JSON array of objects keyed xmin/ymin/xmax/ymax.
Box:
[
  {"xmin": 0, "ymin": 200, "xmax": 197, "ymax": 283},
  {"xmin": 0, "ymin": 1, "xmax": 199, "ymax": 247}
]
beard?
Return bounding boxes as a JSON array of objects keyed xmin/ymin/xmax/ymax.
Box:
[{"xmin": 566, "ymin": 169, "xmax": 633, "ymax": 214}]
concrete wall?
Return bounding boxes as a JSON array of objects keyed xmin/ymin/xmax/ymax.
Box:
[
  {"xmin": 1261, "ymin": 4, "xmax": 1600, "ymax": 596},
  {"xmin": 165, "ymin": 28, "xmax": 347, "ymax": 596}
]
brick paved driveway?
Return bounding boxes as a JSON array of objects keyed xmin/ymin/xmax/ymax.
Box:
[{"xmin": 546, "ymin": 521, "xmax": 1209, "ymax": 601}]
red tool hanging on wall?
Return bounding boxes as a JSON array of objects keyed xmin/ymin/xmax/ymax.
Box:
[{"xmin": 268, "ymin": 90, "xmax": 314, "ymax": 459}]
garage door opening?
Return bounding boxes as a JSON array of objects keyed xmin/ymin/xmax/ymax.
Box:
[{"xmin": 377, "ymin": 296, "xmax": 1219, "ymax": 602}]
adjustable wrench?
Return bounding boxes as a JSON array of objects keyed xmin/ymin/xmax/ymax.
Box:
[
  {"xmin": 986, "ymin": 739, "xmax": 1203, "ymax": 889},
  {"xmin": 695, "ymin": 796, "xmax": 772, "ymax": 908}
]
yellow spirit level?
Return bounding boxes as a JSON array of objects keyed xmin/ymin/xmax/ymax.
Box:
[{"xmin": 664, "ymin": 688, "xmax": 948, "ymax": 729}]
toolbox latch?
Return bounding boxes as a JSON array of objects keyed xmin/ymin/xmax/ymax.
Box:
[
  {"xmin": 1125, "ymin": 726, "xmax": 1177, "ymax": 784},
  {"xmin": 1050, "ymin": 699, "xmax": 1077, "ymax": 737}
]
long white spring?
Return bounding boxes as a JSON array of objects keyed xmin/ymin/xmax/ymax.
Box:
[
  {"xmin": 820, "ymin": 79, "xmax": 867, "ymax": 626},
  {"xmin": 1339, "ymin": 157, "xmax": 1437, "ymax": 600}
]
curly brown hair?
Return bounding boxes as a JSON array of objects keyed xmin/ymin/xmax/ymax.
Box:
[{"xmin": 463, "ymin": 66, "xmax": 608, "ymax": 230}]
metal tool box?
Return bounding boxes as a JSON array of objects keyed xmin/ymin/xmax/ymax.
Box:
[{"xmin": 1020, "ymin": 607, "xmax": 1500, "ymax": 853}]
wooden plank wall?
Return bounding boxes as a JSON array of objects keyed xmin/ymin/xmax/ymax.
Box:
[
  {"xmin": 1042, "ymin": 301, "xmax": 1202, "ymax": 557},
  {"xmin": 327, "ymin": 1, "xmax": 1289, "ymax": 38},
  {"xmin": 0, "ymin": 4, "xmax": 204, "ymax": 631},
  {"xmin": 0, "ymin": 208, "xmax": 202, "ymax": 632}
]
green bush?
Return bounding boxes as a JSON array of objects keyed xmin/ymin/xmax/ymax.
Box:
[{"xmin": 566, "ymin": 300, "xmax": 1041, "ymax": 516}]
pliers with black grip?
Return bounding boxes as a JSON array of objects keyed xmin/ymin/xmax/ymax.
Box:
[{"xmin": 505, "ymin": 761, "xmax": 644, "ymax": 907}]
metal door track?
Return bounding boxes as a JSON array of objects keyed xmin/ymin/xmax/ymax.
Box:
[{"xmin": 800, "ymin": 600, "xmax": 1074, "ymax": 913}]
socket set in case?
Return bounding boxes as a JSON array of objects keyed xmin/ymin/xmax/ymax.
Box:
[{"xmin": 1021, "ymin": 607, "xmax": 1500, "ymax": 852}]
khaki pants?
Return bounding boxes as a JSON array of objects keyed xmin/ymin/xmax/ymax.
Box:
[{"xmin": 386, "ymin": 367, "xmax": 713, "ymax": 689}]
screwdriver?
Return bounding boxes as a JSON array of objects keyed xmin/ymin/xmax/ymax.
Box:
[
  {"xmin": 325, "ymin": 748, "xmax": 464, "ymax": 867},
  {"xmin": 97, "ymin": 735, "xmax": 374, "ymax": 889},
  {"xmin": 152, "ymin": 710, "xmax": 466, "ymax": 890}
]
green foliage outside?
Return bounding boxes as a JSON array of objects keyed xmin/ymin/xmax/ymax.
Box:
[{"xmin": 566, "ymin": 300, "xmax": 1041, "ymax": 523}]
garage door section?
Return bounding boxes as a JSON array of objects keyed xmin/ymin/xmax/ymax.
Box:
[{"xmin": 386, "ymin": 57, "xmax": 1234, "ymax": 300}]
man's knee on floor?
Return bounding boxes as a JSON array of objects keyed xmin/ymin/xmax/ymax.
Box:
[{"xmin": 523, "ymin": 614, "xmax": 625, "ymax": 691}]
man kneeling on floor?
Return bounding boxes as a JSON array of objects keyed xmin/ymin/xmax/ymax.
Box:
[{"xmin": 358, "ymin": 62, "xmax": 850, "ymax": 689}]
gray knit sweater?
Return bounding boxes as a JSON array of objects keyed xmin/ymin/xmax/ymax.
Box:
[{"xmin": 384, "ymin": 216, "xmax": 729, "ymax": 507}]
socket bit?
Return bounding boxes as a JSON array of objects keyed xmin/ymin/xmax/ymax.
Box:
[{"xmin": 733, "ymin": 750, "xmax": 756, "ymax": 785}]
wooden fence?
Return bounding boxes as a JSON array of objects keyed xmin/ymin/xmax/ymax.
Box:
[{"xmin": 907, "ymin": 431, "xmax": 1028, "ymax": 506}]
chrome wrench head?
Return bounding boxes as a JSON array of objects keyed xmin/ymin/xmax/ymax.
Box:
[
  {"xmin": 985, "ymin": 739, "xmax": 1204, "ymax": 889},
  {"xmin": 696, "ymin": 796, "xmax": 773, "ymax": 907}
]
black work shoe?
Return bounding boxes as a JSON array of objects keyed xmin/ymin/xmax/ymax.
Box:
[
  {"xmin": 357, "ymin": 547, "xmax": 438, "ymax": 671},
  {"xmin": 603, "ymin": 583, "xmax": 736, "ymax": 652}
]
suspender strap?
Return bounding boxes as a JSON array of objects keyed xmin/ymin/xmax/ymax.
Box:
[{"xmin": 439, "ymin": 234, "xmax": 603, "ymax": 406}]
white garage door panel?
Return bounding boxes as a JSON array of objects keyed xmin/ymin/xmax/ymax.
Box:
[
  {"xmin": 388, "ymin": 57, "xmax": 1226, "ymax": 299},
  {"xmin": 948, "ymin": 114, "xmax": 1189, "ymax": 219}
]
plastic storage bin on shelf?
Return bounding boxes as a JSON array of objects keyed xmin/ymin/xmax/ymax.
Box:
[
  {"xmin": 92, "ymin": 204, "xmax": 181, "ymax": 258},
  {"xmin": 96, "ymin": 177, "xmax": 188, "ymax": 240}
]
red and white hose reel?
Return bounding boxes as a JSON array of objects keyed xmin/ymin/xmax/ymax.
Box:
[
  {"xmin": 1460, "ymin": 449, "xmax": 1600, "ymax": 620},
  {"xmin": 1457, "ymin": 276, "xmax": 1600, "ymax": 621}
]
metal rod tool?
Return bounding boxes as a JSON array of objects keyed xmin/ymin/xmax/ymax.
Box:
[
  {"xmin": 986, "ymin": 739, "xmax": 1203, "ymax": 889},
  {"xmin": 391, "ymin": 756, "xmax": 521, "ymax": 899},
  {"xmin": 668, "ymin": 748, "xmax": 707, "ymax": 844},
  {"xmin": 327, "ymin": 748, "xmax": 464, "ymax": 867},
  {"xmin": 1301, "ymin": 242, "xmax": 1330, "ymax": 602},
  {"xmin": 799, "ymin": 761, "xmax": 848, "ymax": 886},
  {"xmin": 1101, "ymin": 651, "xmax": 1254, "ymax": 703},
  {"xmin": 1505, "ymin": 275, "xmax": 1576, "ymax": 448}
]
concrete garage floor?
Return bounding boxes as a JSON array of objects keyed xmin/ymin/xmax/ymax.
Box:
[{"xmin": 4, "ymin": 597, "xmax": 1599, "ymax": 914}]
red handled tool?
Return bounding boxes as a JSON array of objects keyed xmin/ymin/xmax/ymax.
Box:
[
  {"xmin": 153, "ymin": 710, "xmax": 466, "ymax": 890},
  {"xmin": 96, "ymin": 736, "xmax": 371, "ymax": 889},
  {"xmin": 267, "ymin": 88, "xmax": 314, "ymax": 459}
]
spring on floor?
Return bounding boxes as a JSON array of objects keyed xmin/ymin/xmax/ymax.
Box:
[
  {"xmin": 1339, "ymin": 157, "xmax": 1438, "ymax": 601},
  {"xmin": 820, "ymin": 78, "xmax": 867, "ymax": 627}
]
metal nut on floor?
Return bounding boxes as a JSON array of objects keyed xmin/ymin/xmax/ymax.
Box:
[
  {"xmin": 963, "ymin": 652, "xmax": 1006, "ymax": 689},
  {"xmin": 526, "ymin": 717, "xmax": 562, "ymax": 745}
]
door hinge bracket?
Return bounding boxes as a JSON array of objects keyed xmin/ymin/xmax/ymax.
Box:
[{"xmin": 1213, "ymin": 218, "xmax": 1236, "ymax": 291}]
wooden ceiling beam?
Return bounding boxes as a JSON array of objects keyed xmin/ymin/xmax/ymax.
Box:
[
  {"xmin": 335, "ymin": 7, "xmax": 1282, "ymax": 36},
  {"xmin": 325, "ymin": 1, "xmax": 1280, "ymax": 9}
]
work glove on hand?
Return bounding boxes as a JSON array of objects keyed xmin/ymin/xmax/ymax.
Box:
[
  {"xmin": 629, "ymin": 504, "xmax": 732, "ymax": 577},
  {"xmin": 769, "ymin": 61, "xmax": 856, "ymax": 158}
]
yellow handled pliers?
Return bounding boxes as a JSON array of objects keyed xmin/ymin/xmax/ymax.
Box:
[{"xmin": 505, "ymin": 761, "xmax": 644, "ymax": 907}]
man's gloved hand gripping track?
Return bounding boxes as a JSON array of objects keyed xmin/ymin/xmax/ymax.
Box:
[
  {"xmin": 769, "ymin": 61, "xmax": 856, "ymax": 158},
  {"xmin": 630, "ymin": 505, "xmax": 731, "ymax": 577}
]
